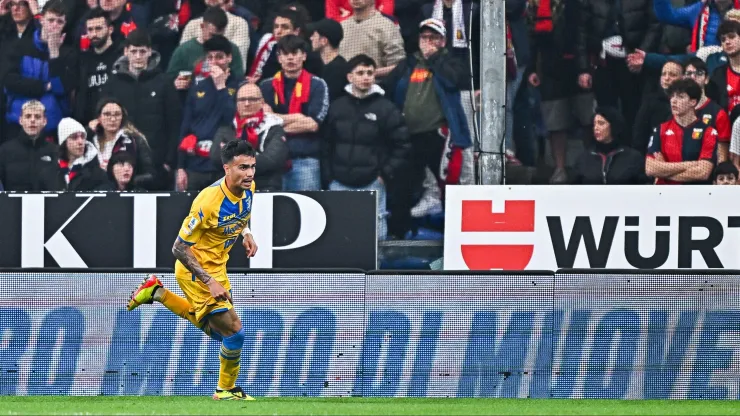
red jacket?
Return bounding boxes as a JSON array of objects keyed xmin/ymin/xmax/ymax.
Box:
[{"xmin": 326, "ymin": 0, "xmax": 394, "ymax": 20}]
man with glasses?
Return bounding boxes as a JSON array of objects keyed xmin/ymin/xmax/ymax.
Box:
[
  {"xmin": 211, "ymin": 82, "xmax": 289, "ymax": 191},
  {"xmin": 102, "ymin": 28, "xmax": 182, "ymax": 190},
  {"xmin": 684, "ymin": 57, "xmax": 731, "ymax": 162},
  {"xmin": 4, "ymin": 0, "xmax": 76, "ymax": 138},
  {"xmin": 177, "ymin": 34, "xmax": 239, "ymax": 191}
]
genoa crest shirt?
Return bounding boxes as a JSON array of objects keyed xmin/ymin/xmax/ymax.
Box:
[
  {"xmin": 696, "ymin": 99, "xmax": 730, "ymax": 144},
  {"xmin": 647, "ymin": 118, "xmax": 717, "ymax": 185},
  {"xmin": 175, "ymin": 179, "xmax": 255, "ymax": 277}
]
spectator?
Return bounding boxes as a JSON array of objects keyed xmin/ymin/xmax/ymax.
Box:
[
  {"xmin": 104, "ymin": 151, "xmax": 144, "ymax": 191},
  {"xmin": 180, "ymin": 0, "xmax": 251, "ymax": 70},
  {"xmin": 383, "ymin": 18, "xmax": 471, "ymax": 195},
  {"xmin": 321, "ymin": 54, "xmax": 410, "ymax": 239},
  {"xmin": 56, "ymin": 117, "xmax": 107, "ymax": 191},
  {"xmin": 527, "ymin": 0, "xmax": 593, "ymax": 183},
  {"xmin": 685, "ymin": 57, "xmax": 731, "ymax": 162},
  {"xmin": 504, "ymin": 0, "xmax": 530, "ymax": 164},
  {"xmin": 327, "ymin": 0, "xmax": 393, "ymax": 21},
  {"xmin": 728, "ymin": 106, "xmax": 740, "ymax": 166},
  {"xmin": 713, "ymin": 159, "xmax": 739, "ymax": 183},
  {"xmin": 78, "ymin": 0, "xmax": 140, "ymax": 50},
  {"xmin": 653, "ymin": 0, "xmax": 737, "ymax": 52},
  {"xmin": 633, "ymin": 60, "xmax": 683, "ymax": 154},
  {"xmin": 0, "ymin": 100, "xmax": 59, "ymax": 191},
  {"xmin": 707, "ymin": 20, "xmax": 740, "ymax": 114},
  {"xmin": 177, "ymin": 34, "xmax": 239, "ymax": 191},
  {"xmin": 248, "ymin": 6, "xmax": 323, "ymax": 84},
  {"xmin": 102, "ymin": 28, "xmax": 182, "ymax": 189},
  {"xmin": 308, "ymin": 18, "xmax": 349, "ymax": 101},
  {"xmin": 577, "ymin": 0, "xmax": 662, "ymax": 135},
  {"xmin": 338, "ymin": 0, "xmax": 405, "ymax": 78},
  {"xmin": 167, "ymin": 6, "xmax": 244, "ymax": 83},
  {"xmin": 211, "ymin": 82, "xmax": 289, "ymax": 191},
  {"xmin": 646, "ymin": 79, "xmax": 717, "ymax": 184},
  {"xmin": 572, "ymin": 107, "xmax": 647, "ymax": 184},
  {"xmin": 260, "ymin": 35, "xmax": 329, "ymax": 191},
  {"xmin": 0, "ymin": 0, "xmax": 37, "ymax": 42},
  {"xmin": 75, "ymin": 8, "xmax": 122, "ymax": 125},
  {"xmin": 91, "ymin": 97, "xmax": 155, "ymax": 188},
  {"xmin": 4, "ymin": 0, "xmax": 76, "ymax": 137}
]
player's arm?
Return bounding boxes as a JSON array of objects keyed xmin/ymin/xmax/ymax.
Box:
[{"xmin": 172, "ymin": 239, "xmax": 212, "ymax": 283}]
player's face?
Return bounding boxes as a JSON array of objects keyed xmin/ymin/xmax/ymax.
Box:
[{"xmin": 225, "ymin": 155, "xmax": 256, "ymax": 190}]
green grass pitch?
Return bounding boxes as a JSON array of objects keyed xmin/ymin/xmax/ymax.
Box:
[{"xmin": 2, "ymin": 397, "xmax": 740, "ymax": 415}]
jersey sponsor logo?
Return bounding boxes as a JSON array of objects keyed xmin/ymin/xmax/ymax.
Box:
[{"xmin": 692, "ymin": 128, "xmax": 703, "ymax": 140}]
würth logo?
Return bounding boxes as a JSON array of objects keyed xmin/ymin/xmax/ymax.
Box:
[{"xmin": 460, "ymin": 200, "xmax": 535, "ymax": 270}]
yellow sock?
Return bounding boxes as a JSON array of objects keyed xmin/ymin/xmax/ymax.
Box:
[
  {"xmin": 217, "ymin": 345, "xmax": 242, "ymax": 391},
  {"xmin": 158, "ymin": 288, "xmax": 199, "ymax": 326}
]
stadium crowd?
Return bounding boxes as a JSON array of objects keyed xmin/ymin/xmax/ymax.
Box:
[{"xmin": 3, "ymin": 0, "xmax": 740, "ymax": 241}]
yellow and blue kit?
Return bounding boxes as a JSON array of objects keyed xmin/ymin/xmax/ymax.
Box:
[{"xmin": 175, "ymin": 178, "xmax": 255, "ymax": 322}]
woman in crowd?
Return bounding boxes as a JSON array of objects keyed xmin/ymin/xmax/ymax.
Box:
[
  {"xmin": 90, "ymin": 98, "xmax": 155, "ymax": 189},
  {"xmin": 210, "ymin": 82, "xmax": 289, "ymax": 191},
  {"xmin": 104, "ymin": 152, "xmax": 149, "ymax": 191},
  {"xmin": 57, "ymin": 117, "xmax": 107, "ymax": 191},
  {"xmin": 571, "ymin": 107, "xmax": 647, "ymax": 185}
]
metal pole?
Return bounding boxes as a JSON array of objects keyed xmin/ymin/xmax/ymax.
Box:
[{"xmin": 478, "ymin": 0, "xmax": 506, "ymax": 185}]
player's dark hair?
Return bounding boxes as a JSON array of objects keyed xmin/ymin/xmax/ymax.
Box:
[
  {"xmin": 202, "ymin": 7, "xmax": 228, "ymax": 32},
  {"xmin": 666, "ymin": 78, "xmax": 703, "ymax": 101},
  {"xmin": 204, "ymin": 34, "xmax": 232, "ymax": 55},
  {"xmin": 684, "ymin": 57, "xmax": 708, "ymax": 75},
  {"xmin": 713, "ymin": 161, "xmax": 739, "ymax": 181},
  {"xmin": 221, "ymin": 140, "xmax": 257, "ymax": 164},
  {"xmin": 125, "ymin": 29, "xmax": 152, "ymax": 48},
  {"xmin": 347, "ymin": 54, "xmax": 377, "ymax": 71},
  {"xmin": 277, "ymin": 34, "xmax": 308, "ymax": 54},
  {"xmin": 85, "ymin": 8, "xmax": 112, "ymax": 26},
  {"xmin": 42, "ymin": 0, "xmax": 67, "ymax": 17},
  {"xmin": 717, "ymin": 20, "xmax": 740, "ymax": 41}
]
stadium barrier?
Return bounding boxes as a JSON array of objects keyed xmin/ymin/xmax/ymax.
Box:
[{"xmin": 2, "ymin": 268, "xmax": 739, "ymax": 399}]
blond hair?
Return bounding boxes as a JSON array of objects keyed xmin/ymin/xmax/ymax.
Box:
[
  {"xmin": 21, "ymin": 100, "xmax": 46, "ymax": 116},
  {"xmin": 727, "ymin": 9, "xmax": 740, "ymax": 23}
]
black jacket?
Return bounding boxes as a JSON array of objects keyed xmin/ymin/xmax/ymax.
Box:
[
  {"xmin": 57, "ymin": 144, "xmax": 108, "ymax": 191},
  {"xmin": 577, "ymin": 0, "xmax": 662, "ymax": 72},
  {"xmin": 572, "ymin": 145, "xmax": 648, "ymax": 184},
  {"xmin": 321, "ymin": 85, "xmax": 411, "ymax": 188},
  {"xmin": 707, "ymin": 63, "xmax": 732, "ymax": 110},
  {"xmin": 632, "ymin": 91, "xmax": 671, "ymax": 154},
  {"xmin": 0, "ymin": 132, "xmax": 59, "ymax": 191},
  {"xmin": 75, "ymin": 41, "xmax": 123, "ymax": 124},
  {"xmin": 92, "ymin": 128, "xmax": 156, "ymax": 189},
  {"xmin": 210, "ymin": 114, "xmax": 290, "ymax": 192},
  {"xmin": 102, "ymin": 52, "xmax": 182, "ymax": 168}
]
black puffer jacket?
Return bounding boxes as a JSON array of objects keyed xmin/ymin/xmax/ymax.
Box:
[
  {"xmin": 321, "ymin": 85, "xmax": 411, "ymax": 188},
  {"xmin": 102, "ymin": 52, "xmax": 182, "ymax": 168},
  {"xmin": 58, "ymin": 143, "xmax": 108, "ymax": 191},
  {"xmin": 0, "ymin": 132, "xmax": 59, "ymax": 191},
  {"xmin": 577, "ymin": 0, "xmax": 663, "ymax": 73},
  {"xmin": 632, "ymin": 91, "xmax": 671, "ymax": 154},
  {"xmin": 572, "ymin": 144, "xmax": 648, "ymax": 184},
  {"xmin": 210, "ymin": 113, "xmax": 290, "ymax": 192}
]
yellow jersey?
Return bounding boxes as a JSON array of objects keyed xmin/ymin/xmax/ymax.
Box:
[{"xmin": 175, "ymin": 178, "xmax": 256, "ymax": 277}]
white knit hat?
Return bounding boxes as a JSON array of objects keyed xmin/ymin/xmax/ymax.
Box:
[{"xmin": 57, "ymin": 117, "xmax": 87, "ymax": 146}]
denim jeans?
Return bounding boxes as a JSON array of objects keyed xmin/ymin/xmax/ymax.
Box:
[
  {"xmin": 283, "ymin": 157, "xmax": 321, "ymax": 191},
  {"xmin": 329, "ymin": 178, "xmax": 387, "ymax": 240}
]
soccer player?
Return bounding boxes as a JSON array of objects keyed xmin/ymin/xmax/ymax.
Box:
[{"xmin": 126, "ymin": 140, "xmax": 258, "ymax": 401}]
